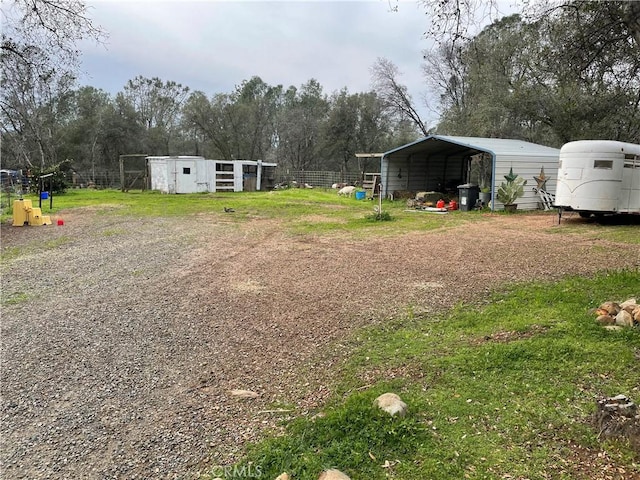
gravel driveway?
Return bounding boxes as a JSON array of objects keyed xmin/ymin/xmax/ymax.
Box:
[{"xmin": 1, "ymin": 209, "xmax": 638, "ymax": 479}]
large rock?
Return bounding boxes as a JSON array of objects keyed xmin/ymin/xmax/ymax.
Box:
[
  {"xmin": 318, "ymin": 469, "xmax": 351, "ymax": 480},
  {"xmin": 615, "ymin": 310, "xmax": 634, "ymax": 327},
  {"xmin": 620, "ymin": 298, "xmax": 637, "ymax": 311},
  {"xmin": 229, "ymin": 389, "xmax": 259, "ymax": 399},
  {"xmin": 599, "ymin": 301, "xmax": 621, "ymax": 316},
  {"xmin": 373, "ymin": 392, "xmax": 408, "ymax": 417},
  {"xmin": 596, "ymin": 314, "xmax": 615, "ymax": 325}
]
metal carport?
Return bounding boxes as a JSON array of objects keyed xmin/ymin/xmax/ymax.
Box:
[{"xmin": 380, "ymin": 135, "xmax": 561, "ymax": 211}]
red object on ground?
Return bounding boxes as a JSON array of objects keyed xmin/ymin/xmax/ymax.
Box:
[
  {"xmin": 57, "ymin": 219, "xmax": 64, "ymax": 226},
  {"xmin": 436, "ymin": 199, "xmax": 445, "ymax": 208},
  {"xmin": 448, "ymin": 200, "xmax": 458, "ymax": 210}
]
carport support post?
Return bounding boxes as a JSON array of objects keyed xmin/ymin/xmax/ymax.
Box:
[
  {"xmin": 490, "ymin": 153, "xmax": 496, "ymax": 211},
  {"xmin": 256, "ymin": 160, "xmax": 262, "ymax": 191},
  {"xmin": 119, "ymin": 155, "xmax": 125, "ymax": 192}
]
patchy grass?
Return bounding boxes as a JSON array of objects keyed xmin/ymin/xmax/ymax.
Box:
[
  {"xmin": 100, "ymin": 227, "xmax": 127, "ymax": 237},
  {"xmin": 3, "ymin": 190, "xmax": 638, "ymax": 245},
  {"xmin": 547, "ymin": 214, "xmax": 640, "ymax": 245},
  {"xmin": 4, "ymin": 188, "xmax": 638, "ymax": 478},
  {"xmin": 1, "ymin": 291, "xmax": 31, "ymax": 306},
  {"xmin": 224, "ymin": 270, "xmax": 640, "ymax": 479},
  {"xmin": 12, "ymin": 189, "xmax": 640, "ymax": 244},
  {"xmin": 0, "ymin": 235, "xmax": 73, "ymax": 261},
  {"xmin": 42, "ymin": 235, "xmax": 73, "ymax": 249},
  {"xmin": 1, "ymin": 189, "xmax": 485, "ymax": 236},
  {"xmin": 0, "ymin": 245, "xmax": 23, "ymax": 262},
  {"xmin": 26, "ymin": 189, "xmax": 637, "ymax": 244}
]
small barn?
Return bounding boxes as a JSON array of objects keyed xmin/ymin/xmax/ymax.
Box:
[
  {"xmin": 381, "ymin": 135, "xmax": 561, "ymax": 210},
  {"xmin": 147, "ymin": 156, "xmax": 277, "ymax": 193}
]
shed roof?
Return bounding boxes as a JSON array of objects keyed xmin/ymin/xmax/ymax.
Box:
[
  {"xmin": 383, "ymin": 135, "xmax": 560, "ymax": 159},
  {"xmin": 146, "ymin": 156, "xmax": 277, "ymax": 167}
]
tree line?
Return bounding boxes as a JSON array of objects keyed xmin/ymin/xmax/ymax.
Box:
[
  {"xmin": 423, "ymin": 3, "xmax": 640, "ymax": 146},
  {"xmin": 1, "ymin": 71, "xmax": 421, "ymax": 178},
  {"xmin": 1, "ymin": 0, "xmax": 638, "ymax": 183}
]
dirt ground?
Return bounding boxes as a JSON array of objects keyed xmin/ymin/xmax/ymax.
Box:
[{"xmin": 1, "ymin": 210, "xmax": 639, "ymax": 479}]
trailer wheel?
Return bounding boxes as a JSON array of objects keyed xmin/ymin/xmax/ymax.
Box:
[{"xmin": 579, "ymin": 211, "xmax": 592, "ymax": 218}]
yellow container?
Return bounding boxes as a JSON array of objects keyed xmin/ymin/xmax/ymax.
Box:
[
  {"xmin": 12, "ymin": 199, "xmax": 31, "ymax": 227},
  {"xmin": 12, "ymin": 199, "xmax": 51, "ymax": 226},
  {"xmin": 28, "ymin": 207, "xmax": 52, "ymax": 226}
]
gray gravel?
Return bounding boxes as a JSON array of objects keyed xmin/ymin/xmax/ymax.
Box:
[{"xmin": 1, "ymin": 210, "xmax": 638, "ymax": 479}]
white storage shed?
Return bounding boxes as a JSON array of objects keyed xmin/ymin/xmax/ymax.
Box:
[
  {"xmin": 381, "ymin": 135, "xmax": 561, "ymax": 210},
  {"xmin": 147, "ymin": 156, "xmax": 277, "ymax": 193}
]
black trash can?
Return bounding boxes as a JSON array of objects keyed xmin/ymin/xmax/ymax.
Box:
[{"xmin": 457, "ymin": 184, "xmax": 480, "ymax": 211}]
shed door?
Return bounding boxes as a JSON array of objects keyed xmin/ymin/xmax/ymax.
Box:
[
  {"xmin": 175, "ymin": 160, "xmax": 197, "ymax": 193},
  {"xmin": 622, "ymin": 156, "xmax": 640, "ymax": 212},
  {"xmin": 233, "ymin": 163, "xmax": 243, "ymax": 192}
]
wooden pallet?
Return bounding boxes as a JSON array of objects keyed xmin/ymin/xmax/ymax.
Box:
[{"xmin": 362, "ymin": 173, "xmax": 380, "ymax": 198}]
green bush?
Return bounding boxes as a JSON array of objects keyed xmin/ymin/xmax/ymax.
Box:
[{"xmin": 31, "ymin": 159, "xmax": 73, "ymax": 194}]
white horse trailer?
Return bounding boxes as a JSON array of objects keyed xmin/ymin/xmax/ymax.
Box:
[{"xmin": 555, "ymin": 140, "xmax": 640, "ymax": 217}]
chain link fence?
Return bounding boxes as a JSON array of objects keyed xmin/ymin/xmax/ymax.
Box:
[
  {"xmin": 274, "ymin": 170, "xmax": 363, "ymax": 188},
  {"xmin": 1, "ymin": 170, "xmax": 29, "ymax": 212},
  {"xmin": 69, "ymin": 171, "xmax": 121, "ymax": 189},
  {"xmin": 74, "ymin": 169, "xmax": 367, "ymax": 190}
]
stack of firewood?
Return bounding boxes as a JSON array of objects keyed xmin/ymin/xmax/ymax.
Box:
[{"xmin": 594, "ymin": 298, "xmax": 640, "ymax": 327}]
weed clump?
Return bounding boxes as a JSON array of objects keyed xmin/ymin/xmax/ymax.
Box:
[{"xmin": 366, "ymin": 210, "xmax": 392, "ymax": 222}]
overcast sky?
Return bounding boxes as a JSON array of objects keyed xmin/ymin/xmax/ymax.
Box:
[{"xmin": 78, "ymin": 1, "xmax": 514, "ymax": 126}]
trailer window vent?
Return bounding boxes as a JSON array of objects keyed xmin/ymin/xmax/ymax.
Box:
[
  {"xmin": 183, "ymin": 167, "xmax": 191, "ymax": 174},
  {"xmin": 593, "ymin": 160, "xmax": 613, "ymax": 169}
]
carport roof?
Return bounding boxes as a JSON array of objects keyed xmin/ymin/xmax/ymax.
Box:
[{"xmin": 383, "ymin": 135, "xmax": 560, "ymax": 159}]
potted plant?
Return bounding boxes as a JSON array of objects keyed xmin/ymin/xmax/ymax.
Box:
[
  {"xmin": 496, "ymin": 168, "xmax": 527, "ymax": 212},
  {"xmin": 479, "ymin": 186, "xmax": 491, "ymax": 206}
]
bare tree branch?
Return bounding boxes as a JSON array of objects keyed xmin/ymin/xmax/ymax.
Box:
[
  {"xmin": 413, "ymin": 0, "xmax": 501, "ymax": 44},
  {"xmin": 1, "ymin": 0, "xmax": 105, "ymax": 71},
  {"xmin": 1, "ymin": 1, "xmax": 103, "ymax": 167},
  {"xmin": 370, "ymin": 57, "xmax": 429, "ymax": 136}
]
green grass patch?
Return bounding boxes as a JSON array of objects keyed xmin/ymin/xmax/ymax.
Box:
[
  {"xmin": 226, "ymin": 270, "xmax": 640, "ymax": 479},
  {"xmin": 100, "ymin": 227, "xmax": 127, "ymax": 237},
  {"xmin": 2, "ymin": 189, "xmax": 483, "ymax": 236},
  {"xmin": 0, "ymin": 245, "xmax": 23, "ymax": 262},
  {"xmin": 364, "ymin": 210, "xmax": 393, "ymax": 222},
  {"xmin": 238, "ymin": 389, "xmax": 433, "ymax": 479},
  {"xmin": 42, "ymin": 235, "xmax": 73, "ymax": 249},
  {"xmin": 3, "ymin": 190, "xmax": 637, "ymax": 245},
  {"xmin": 1, "ymin": 291, "xmax": 30, "ymax": 306},
  {"xmin": 547, "ymin": 215, "xmax": 640, "ymax": 244},
  {"xmin": 1, "ymin": 235, "xmax": 73, "ymax": 262}
]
